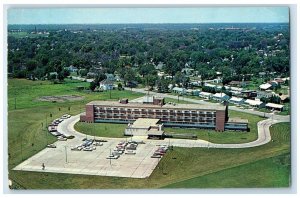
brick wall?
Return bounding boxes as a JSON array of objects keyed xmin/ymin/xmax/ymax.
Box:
[
  {"xmin": 215, "ymin": 110, "xmax": 226, "ymax": 131},
  {"xmin": 84, "ymin": 104, "xmax": 94, "ymax": 122}
]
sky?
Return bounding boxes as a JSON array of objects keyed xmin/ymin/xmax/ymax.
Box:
[{"xmin": 7, "ymin": 7, "xmax": 289, "ymax": 24}]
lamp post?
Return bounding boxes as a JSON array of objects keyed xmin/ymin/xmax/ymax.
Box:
[{"xmin": 64, "ymin": 145, "xmax": 68, "ymax": 163}]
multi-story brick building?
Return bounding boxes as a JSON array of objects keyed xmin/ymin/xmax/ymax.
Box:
[{"xmin": 80, "ymin": 97, "xmax": 248, "ymax": 131}]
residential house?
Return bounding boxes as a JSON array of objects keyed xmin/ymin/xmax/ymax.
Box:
[
  {"xmin": 67, "ymin": 65, "xmax": 78, "ymax": 72},
  {"xmin": 266, "ymin": 103, "xmax": 284, "ymax": 111},
  {"xmin": 186, "ymin": 89, "xmax": 200, "ymax": 96},
  {"xmin": 279, "ymin": 95, "xmax": 289, "ymax": 103},
  {"xmin": 199, "ymin": 92, "xmax": 213, "ymax": 99},
  {"xmin": 241, "ymin": 90, "xmax": 257, "ymax": 99},
  {"xmin": 172, "ymin": 87, "xmax": 186, "ymax": 95},
  {"xmin": 99, "ymin": 79, "xmax": 114, "ymax": 91},
  {"xmin": 256, "ymin": 91, "xmax": 274, "ymax": 99},
  {"xmin": 212, "ymin": 93, "xmax": 230, "ymax": 102},
  {"xmin": 244, "ymin": 99, "xmax": 265, "ymax": 108},
  {"xmin": 105, "ymin": 73, "xmax": 115, "ymax": 81},
  {"xmin": 259, "ymin": 83, "xmax": 272, "ymax": 90},
  {"xmin": 267, "ymin": 80, "xmax": 279, "ymax": 88},
  {"xmin": 229, "ymin": 97, "xmax": 245, "ymax": 105}
]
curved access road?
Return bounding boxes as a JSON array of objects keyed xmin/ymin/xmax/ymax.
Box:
[{"xmin": 59, "ymin": 112, "xmax": 289, "ymax": 149}]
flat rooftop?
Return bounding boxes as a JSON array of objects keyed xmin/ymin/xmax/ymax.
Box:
[
  {"xmin": 131, "ymin": 118, "xmax": 160, "ymax": 128},
  {"xmin": 87, "ymin": 101, "xmax": 226, "ymax": 111},
  {"xmin": 227, "ymin": 117, "xmax": 249, "ymax": 123}
]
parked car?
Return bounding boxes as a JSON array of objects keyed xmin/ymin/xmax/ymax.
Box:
[
  {"xmin": 151, "ymin": 154, "xmax": 161, "ymax": 158},
  {"xmin": 46, "ymin": 144, "xmax": 56, "ymax": 148},
  {"xmin": 126, "ymin": 144, "xmax": 137, "ymax": 150},
  {"xmin": 94, "ymin": 139, "xmax": 107, "ymax": 142},
  {"xmin": 125, "ymin": 150, "xmax": 136, "ymax": 155},
  {"xmin": 66, "ymin": 135, "xmax": 75, "ymax": 139},
  {"xmin": 112, "ymin": 151, "xmax": 123, "ymax": 156},
  {"xmin": 57, "ymin": 136, "xmax": 67, "ymax": 141},
  {"xmin": 93, "ymin": 142, "xmax": 103, "ymax": 146},
  {"xmin": 83, "ymin": 147, "xmax": 93, "ymax": 151},
  {"xmin": 106, "ymin": 155, "xmax": 119, "ymax": 159},
  {"xmin": 71, "ymin": 146, "xmax": 82, "ymax": 151}
]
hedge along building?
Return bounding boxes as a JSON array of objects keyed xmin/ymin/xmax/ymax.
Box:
[{"xmin": 80, "ymin": 96, "xmax": 248, "ymax": 131}]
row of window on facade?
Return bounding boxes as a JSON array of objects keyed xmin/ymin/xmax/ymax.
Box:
[
  {"xmin": 95, "ymin": 107, "xmax": 216, "ymax": 115},
  {"xmin": 94, "ymin": 114, "xmax": 215, "ymax": 120}
]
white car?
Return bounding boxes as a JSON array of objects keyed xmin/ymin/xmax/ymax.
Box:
[
  {"xmin": 71, "ymin": 146, "xmax": 82, "ymax": 151},
  {"xmin": 57, "ymin": 137, "xmax": 67, "ymax": 141},
  {"xmin": 83, "ymin": 147, "xmax": 93, "ymax": 151}
]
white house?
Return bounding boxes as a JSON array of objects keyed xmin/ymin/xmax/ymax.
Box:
[
  {"xmin": 172, "ymin": 87, "xmax": 186, "ymax": 95},
  {"xmin": 199, "ymin": 92, "xmax": 213, "ymax": 99},
  {"xmin": 266, "ymin": 103, "xmax": 284, "ymax": 111},
  {"xmin": 244, "ymin": 99, "xmax": 265, "ymax": 108},
  {"xmin": 229, "ymin": 97, "xmax": 245, "ymax": 105},
  {"xmin": 259, "ymin": 83, "xmax": 272, "ymax": 90},
  {"xmin": 99, "ymin": 79, "xmax": 114, "ymax": 90},
  {"xmin": 204, "ymin": 83, "xmax": 217, "ymax": 88},
  {"xmin": 212, "ymin": 93, "xmax": 230, "ymax": 102}
]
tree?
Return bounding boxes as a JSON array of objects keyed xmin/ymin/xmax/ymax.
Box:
[
  {"xmin": 124, "ymin": 69, "xmax": 136, "ymax": 86},
  {"xmin": 117, "ymin": 83, "xmax": 123, "ymax": 90},
  {"xmin": 26, "ymin": 60, "xmax": 38, "ymax": 71},
  {"xmin": 89, "ymin": 81, "xmax": 98, "ymax": 91}
]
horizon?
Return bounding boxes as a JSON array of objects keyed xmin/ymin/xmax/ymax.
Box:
[{"xmin": 8, "ymin": 22, "xmax": 290, "ymax": 25}]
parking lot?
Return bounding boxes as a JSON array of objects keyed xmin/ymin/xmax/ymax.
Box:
[{"xmin": 13, "ymin": 136, "xmax": 163, "ymax": 178}]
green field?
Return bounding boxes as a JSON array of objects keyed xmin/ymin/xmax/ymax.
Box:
[
  {"xmin": 8, "ymin": 78, "xmax": 143, "ymax": 110},
  {"xmin": 74, "ymin": 122, "xmax": 127, "ymax": 138},
  {"xmin": 8, "ymin": 79, "xmax": 291, "ymax": 189},
  {"xmin": 163, "ymin": 154, "xmax": 290, "ymax": 188}
]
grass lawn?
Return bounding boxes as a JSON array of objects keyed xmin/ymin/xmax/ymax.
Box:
[
  {"xmin": 8, "ymin": 78, "xmax": 143, "ymax": 110},
  {"xmin": 164, "ymin": 110, "xmax": 262, "ymax": 144},
  {"xmin": 74, "ymin": 122, "xmax": 127, "ymax": 138},
  {"xmin": 163, "ymin": 153, "xmax": 291, "ymax": 188},
  {"xmin": 9, "ymin": 122, "xmax": 290, "ymax": 189}
]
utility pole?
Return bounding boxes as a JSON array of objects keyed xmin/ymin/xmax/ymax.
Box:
[
  {"xmin": 20, "ymin": 134, "xmax": 23, "ymax": 161},
  {"xmin": 110, "ymin": 148, "xmax": 112, "ymax": 166},
  {"xmin": 65, "ymin": 146, "xmax": 68, "ymax": 163},
  {"xmin": 109, "ymin": 88, "xmax": 112, "ymax": 99},
  {"xmin": 45, "ymin": 114, "xmax": 48, "ymax": 130}
]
